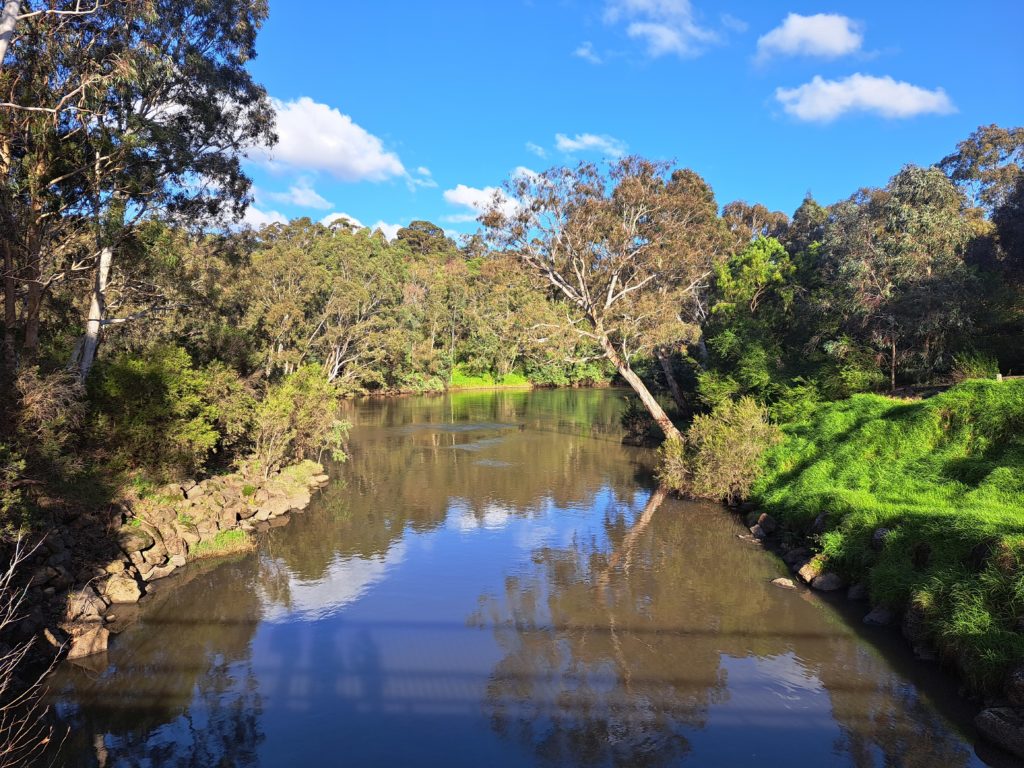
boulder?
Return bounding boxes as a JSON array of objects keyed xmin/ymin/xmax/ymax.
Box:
[
  {"xmin": 218, "ymin": 508, "xmax": 239, "ymax": 530},
  {"xmin": 811, "ymin": 512, "xmax": 829, "ymax": 534},
  {"xmin": 169, "ymin": 553, "xmax": 187, "ymax": 568},
  {"xmin": 976, "ymin": 708, "xmax": 1024, "ymax": 760},
  {"xmin": 756, "ymin": 513, "xmax": 777, "ymax": 535},
  {"xmin": 771, "ymin": 577, "xmax": 797, "ymax": 590},
  {"xmin": 67, "ymin": 626, "xmax": 109, "ymax": 660},
  {"xmin": 797, "ymin": 561, "xmax": 821, "ymax": 584},
  {"xmin": 142, "ymin": 562, "xmax": 177, "ymax": 582},
  {"xmin": 749, "ymin": 524, "xmax": 766, "ymax": 540},
  {"xmin": 1007, "ymin": 666, "xmax": 1024, "ymax": 707},
  {"xmin": 810, "ymin": 572, "xmax": 846, "ymax": 592},
  {"xmin": 104, "ymin": 574, "xmax": 142, "ymax": 604},
  {"xmin": 258, "ymin": 496, "xmax": 293, "ymax": 519},
  {"xmin": 846, "ymin": 583, "xmax": 869, "ymax": 601},
  {"xmin": 311, "ymin": 473, "xmax": 330, "ymax": 486},
  {"xmin": 104, "ymin": 559, "xmax": 127, "ymax": 575},
  {"xmin": 783, "ymin": 547, "xmax": 810, "ymax": 567},
  {"xmin": 179, "ymin": 478, "xmax": 197, "ymax": 493},
  {"xmin": 863, "ymin": 606, "xmax": 895, "ymax": 626},
  {"xmin": 117, "ymin": 525, "xmax": 155, "ymax": 554},
  {"xmin": 65, "ymin": 586, "xmax": 107, "ymax": 622},
  {"xmin": 185, "ymin": 484, "xmax": 206, "ymax": 500},
  {"xmin": 870, "ymin": 527, "xmax": 892, "ymax": 552}
]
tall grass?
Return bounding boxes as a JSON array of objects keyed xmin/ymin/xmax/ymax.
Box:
[{"xmin": 754, "ymin": 379, "xmax": 1024, "ymax": 692}]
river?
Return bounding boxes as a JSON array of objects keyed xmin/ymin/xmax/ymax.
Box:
[{"xmin": 48, "ymin": 388, "xmax": 990, "ymax": 767}]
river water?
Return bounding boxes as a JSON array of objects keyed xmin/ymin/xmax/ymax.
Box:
[{"xmin": 48, "ymin": 389, "xmax": 990, "ymax": 767}]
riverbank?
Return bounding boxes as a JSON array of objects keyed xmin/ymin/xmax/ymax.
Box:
[
  {"xmin": 736, "ymin": 378, "xmax": 1024, "ymax": 758},
  {"xmin": 23, "ymin": 460, "xmax": 330, "ymax": 665}
]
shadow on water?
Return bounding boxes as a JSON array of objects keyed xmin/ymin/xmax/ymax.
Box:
[{"xmin": 44, "ymin": 389, "xmax": 997, "ymax": 768}]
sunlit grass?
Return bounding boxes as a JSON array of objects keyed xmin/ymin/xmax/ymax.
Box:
[{"xmin": 754, "ymin": 378, "xmax": 1024, "ymax": 692}]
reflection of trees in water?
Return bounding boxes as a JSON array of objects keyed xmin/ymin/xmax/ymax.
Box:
[
  {"xmin": 48, "ymin": 558, "xmax": 265, "ymax": 767},
  {"xmin": 265, "ymin": 389, "xmax": 650, "ymax": 586},
  {"xmin": 474, "ymin": 494, "xmax": 977, "ymax": 768}
]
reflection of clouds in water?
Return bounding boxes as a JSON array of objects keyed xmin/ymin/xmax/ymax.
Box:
[
  {"xmin": 473, "ymin": 458, "xmax": 514, "ymax": 468},
  {"xmin": 450, "ymin": 500, "xmax": 513, "ymax": 532},
  {"xmin": 259, "ymin": 541, "xmax": 407, "ymax": 623}
]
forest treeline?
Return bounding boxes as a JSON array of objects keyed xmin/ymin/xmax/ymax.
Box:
[{"xmin": 0, "ymin": 2, "xmax": 1021, "ymax": 524}]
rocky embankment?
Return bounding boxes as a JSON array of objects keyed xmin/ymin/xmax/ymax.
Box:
[
  {"xmin": 25, "ymin": 460, "xmax": 329, "ymax": 667},
  {"xmin": 735, "ymin": 501, "xmax": 1024, "ymax": 762}
]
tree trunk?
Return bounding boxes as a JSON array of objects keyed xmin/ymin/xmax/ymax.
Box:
[
  {"xmin": 890, "ymin": 339, "xmax": 897, "ymax": 392},
  {"xmin": 655, "ymin": 347, "xmax": 687, "ymax": 412},
  {"xmin": 2, "ymin": 240, "xmax": 15, "ymax": 371},
  {"xmin": 0, "ymin": 0, "xmax": 22, "ymax": 69},
  {"xmin": 74, "ymin": 245, "xmax": 111, "ymax": 382},
  {"xmin": 599, "ymin": 335, "xmax": 682, "ymax": 442}
]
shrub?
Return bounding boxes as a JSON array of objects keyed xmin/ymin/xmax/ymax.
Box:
[
  {"xmin": 0, "ymin": 446, "xmax": 27, "ymax": 535},
  {"xmin": 251, "ymin": 365, "xmax": 350, "ymax": 477},
  {"xmin": 658, "ymin": 396, "xmax": 780, "ymax": 504},
  {"xmin": 89, "ymin": 345, "xmax": 254, "ymax": 478},
  {"xmin": 952, "ymin": 351, "xmax": 999, "ymax": 382},
  {"xmin": 13, "ymin": 367, "xmax": 85, "ymax": 466}
]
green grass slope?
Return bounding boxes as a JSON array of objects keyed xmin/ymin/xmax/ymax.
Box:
[{"xmin": 754, "ymin": 379, "xmax": 1024, "ymax": 692}]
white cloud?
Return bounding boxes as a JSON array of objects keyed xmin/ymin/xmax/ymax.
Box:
[
  {"xmin": 775, "ymin": 74, "xmax": 956, "ymax": 122},
  {"xmin": 443, "ymin": 183, "xmax": 520, "ymax": 223},
  {"xmin": 603, "ymin": 0, "xmax": 717, "ymax": 58},
  {"xmin": 757, "ymin": 13, "xmax": 863, "ymax": 61},
  {"xmin": 526, "ymin": 142, "xmax": 547, "ymax": 158},
  {"xmin": 264, "ymin": 178, "xmax": 333, "ymax": 210},
  {"xmin": 416, "ymin": 166, "xmax": 432, "ymax": 177},
  {"xmin": 321, "ymin": 211, "xmax": 365, "ymax": 229},
  {"xmin": 721, "ymin": 13, "xmax": 748, "ymax": 33},
  {"xmin": 371, "ymin": 221, "xmax": 403, "ymax": 241},
  {"xmin": 574, "ymin": 41, "xmax": 603, "ymax": 64},
  {"xmin": 555, "ymin": 132, "xmax": 628, "ymax": 157},
  {"xmin": 513, "ymin": 166, "xmax": 540, "ymax": 181},
  {"xmin": 242, "ymin": 206, "xmax": 288, "ymax": 229},
  {"xmin": 252, "ymin": 97, "xmax": 405, "ymax": 182},
  {"xmin": 406, "ymin": 165, "xmax": 438, "ymax": 191}
]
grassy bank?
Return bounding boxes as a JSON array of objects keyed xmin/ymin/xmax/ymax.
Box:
[{"xmin": 753, "ymin": 379, "xmax": 1024, "ymax": 693}]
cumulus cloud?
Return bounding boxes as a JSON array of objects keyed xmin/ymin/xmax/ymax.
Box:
[
  {"xmin": 526, "ymin": 142, "xmax": 548, "ymax": 158},
  {"xmin": 757, "ymin": 13, "xmax": 863, "ymax": 61},
  {"xmin": 264, "ymin": 178, "xmax": 333, "ymax": 210},
  {"xmin": 603, "ymin": 0, "xmax": 717, "ymax": 58},
  {"xmin": 555, "ymin": 132, "xmax": 628, "ymax": 157},
  {"xmin": 574, "ymin": 41, "xmax": 603, "ymax": 64},
  {"xmin": 372, "ymin": 221, "xmax": 403, "ymax": 241},
  {"xmin": 321, "ymin": 212, "xmax": 365, "ymax": 229},
  {"xmin": 775, "ymin": 74, "xmax": 956, "ymax": 122},
  {"xmin": 443, "ymin": 184, "xmax": 520, "ymax": 223},
  {"xmin": 242, "ymin": 206, "xmax": 288, "ymax": 229},
  {"xmin": 251, "ymin": 97, "xmax": 405, "ymax": 182}
]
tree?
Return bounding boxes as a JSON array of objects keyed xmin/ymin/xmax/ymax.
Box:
[
  {"xmin": 822, "ymin": 166, "xmax": 975, "ymax": 389},
  {"xmin": 722, "ymin": 200, "xmax": 789, "ymax": 251},
  {"xmin": 939, "ymin": 124, "xmax": 1024, "ymax": 213},
  {"xmin": 1, "ymin": 1, "xmax": 275, "ymax": 380},
  {"xmin": 484, "ymin": 158, "xmax": 730, "ymax": 441}
]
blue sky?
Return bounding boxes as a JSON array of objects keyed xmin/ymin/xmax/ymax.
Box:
[{"xmin": 241, "ymin": 0, "xmax": 1024, "ymax": 239}]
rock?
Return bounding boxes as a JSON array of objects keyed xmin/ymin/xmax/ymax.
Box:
[
  {"xmin": 870, "ymin": 527, "xmax": 892, "ymax": 552},
  {"xmin": 797, "ymin": 561, "xmax": 821, "ymax": 584},
  {"xmin": 237, "ymin": 505, "xmax": 257, "ymax": 521},
  {"xmin": 104, "ymin": 559, "xmax": 127, "ymax": 575},
  {"xmin": 218, "ymin": 508, "xmax": 238, "ymax": 530},
  {"xmin": 179, "ymin": 478, "xmax": 197, "ymax": 493},
  {"xmin": 28, "ymin": 566, "xmax": 58, "ymax": 587},
  {"xmin": 1007, "ymin": 666, "xmax": 1024, "ymax": 707},
  {"xmin": 738, "ymin": 500, "xmax": 758, "ymax": 515},
  {"xmin": 67, "ymin": 626, "xmax": 109, "ymax": 660},
  {"xmin": 749, "ymin": 524, "xmax": 766, "ymax": 540},
  {"xmin": 104, "ymin": 574, "xmax": 142, "ymax": 604},
  {"xmin": 811, "ymin": 512, "xmax": 829, "ymax": 534},
  {"xmin": 66, "ymin": 586, "xmax": 106, "ymax": 622},
  {"xmin": 141, "ymin": 544, "xmax": 168, "ymax": 566},
  {"xmin": 185, "ymin": 484, "xmax": 206, "ymax": 500},
  {"xmin": 846, "ymin": 583, "xmax": 869, "ymax": 601},
  {"xmin": 756, "ymin": 513, "xmax": 777, "ymax": 535},
  {"xmin": 771, "ymin": 577, "xmax": 797, "ymax": 590},
  {"xmin": 258, "ymin": 496, "xmax": 293, "ymax": 519},
  {"xmin": 863, "ymin": 606, "xmax": 895, "ymax": 626},
  {"xmin": 254, "ymin": 488, "xmax": 270, "ymax": 504},
  {"xmin": 169, "ymin": 553, "xmax": 186, "ymax": 568},
  {"xmin": 142, "ymin": 562, "xmax": 177, "ymax": 582},
  {"xmin": 810, "ymin": 572, "xmax": 846, "ymax": 592},
  {"xmin": 267, "ymin": 515, "xmax": 291, "ymax": 528},
  {"xmin": 783, "ymin": 547, "xmax": 810, "ymax": 567},
  {"xmin": 976, "ymin": 708, "xmax": 1024, "ymax": 760},
  {"xmin": 117, "ymin": 525, "xmax": 155, "ymax": 554},
  {"xmin": 254, "ymin": 508, "xmax": 273, "ymax": 522},
  {"xmin": 311, "ymin": 473, "xmax": 330, "ymax": 486}
]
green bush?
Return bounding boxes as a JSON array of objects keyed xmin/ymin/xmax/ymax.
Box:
[
  {"xmin": 952, "ymin": 351, "xmax": 999, "ymax": 382},
  {"xmin": 0, "ymin": 444, "xmax": 28, "ymax": 535},
  {"xmin": 658, "ymin": 396, "xmax": 780, "ymax": 504},
  {"xmin": 252, "ymin": 365, "xmax": 350, "ymax": 477},
  {"xmin": 89, "ymin": 344, "xmax": 254, "ymax": 478}
]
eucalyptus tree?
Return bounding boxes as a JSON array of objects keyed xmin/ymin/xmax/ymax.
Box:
[
  {"xmin": 484, "ymin": 158, "xmax": 730, "ymax": 441},
  {"xmin": 940, "ymin": 124, "xmax": 1024, "ymax": 213},
  {"xmin": 0, "ymin": 0, "xmax": 275, "ymax": 379}
]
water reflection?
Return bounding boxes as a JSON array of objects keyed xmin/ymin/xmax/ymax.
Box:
[{"xmin": 46, "ymin": 390, "xmax": 987, "ymax": 767}]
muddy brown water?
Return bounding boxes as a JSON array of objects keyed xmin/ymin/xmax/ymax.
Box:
[{"xmin": 47, "ymin": 389, "xmax": 994, "ymax": 767}]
